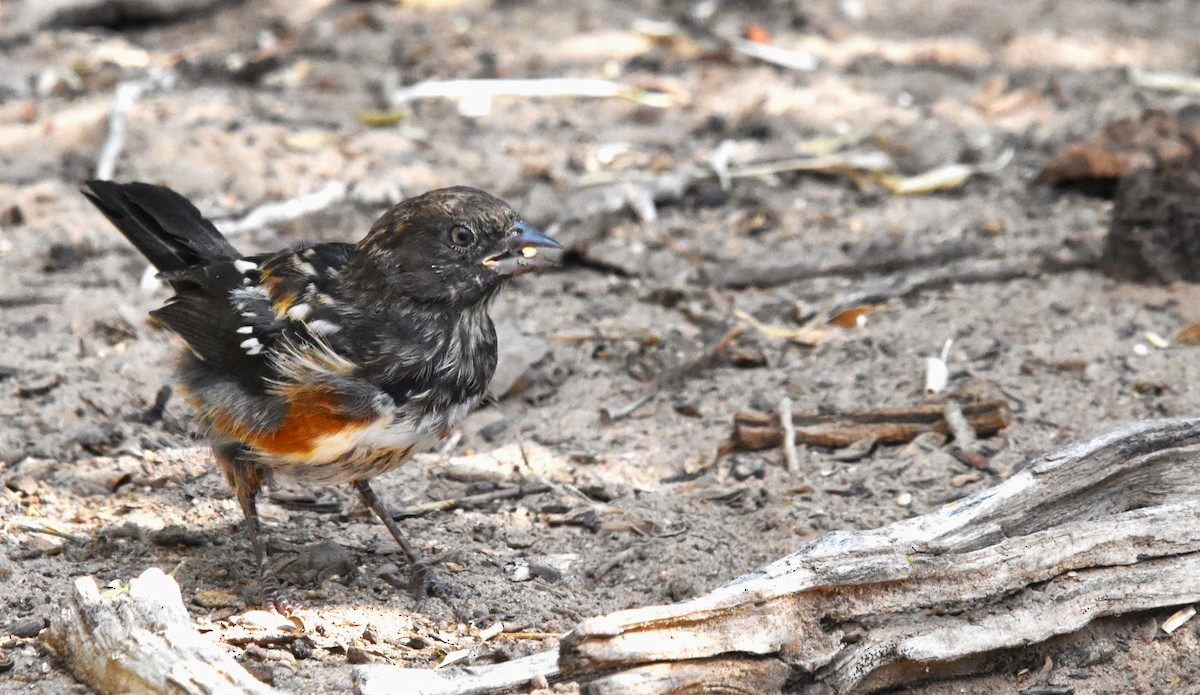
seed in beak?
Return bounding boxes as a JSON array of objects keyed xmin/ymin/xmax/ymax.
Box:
[{"xmin": 521, "ymin": 246, "xmax": 539, "ymax": 259}]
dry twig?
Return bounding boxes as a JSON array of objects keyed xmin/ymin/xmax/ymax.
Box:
[
  {"xmin": 389, "ymin": 78, "xmax": 673, "ymax": 117},
  {"xmin": 732, "ymin": 399, "xmax": 1009, "ymax": 451},
  {"xmin": 391, "ymin": 483, "xmax": 551, "ymax": 520},
  {"xmin": 779, "ymin": 397, "xmax": 800, "ymax": 476}
]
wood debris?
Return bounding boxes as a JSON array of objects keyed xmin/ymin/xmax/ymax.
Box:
[
  {"xmin": 879, "ymin": 148, "xmax": 1014, "ymax": 195},
  {"xmin": 351, "ymin": 417, "xmax": 1200, "ymax": 694},
  {"xmin": 388, "ymin": 78, "xmax": 675, "ymax": 117},
  {"xmin": 45, "ymin": 568, "xmax": 283, "ymax": 695},
  {"xmin": 731, "ymin": 399, "xmax": 1009, "ymax": 451},
  {"xmin": 1129, "ymin": 66, "xmax": 1200, "ymax": 95}
]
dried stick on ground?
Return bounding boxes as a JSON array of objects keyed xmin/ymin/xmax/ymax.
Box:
[
  {"xmin": 357, "ymin": 417, "xmax": 1200, "ymax": 694},
  {"xmin": 45, "ymin": 568, "xmax": 283, "ymax": 695},
  {"xmin": 732, "ymin": 399, "xmax": 1009, "ymax": 450}
]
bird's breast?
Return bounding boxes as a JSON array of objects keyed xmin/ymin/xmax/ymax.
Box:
[{"xmin": 261, "ymin": 397, "xmax": 479, "ymax": 484}]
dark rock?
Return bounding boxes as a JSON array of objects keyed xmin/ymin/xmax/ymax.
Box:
[
  {"xmin": 279, "ymin": 540, "xmax": 354, "ymax": 584},
  {"xmin": 9, "ymin": 616, "xmax": 46, "ymax": 638},
  {"xmin": 479, "ymin": 418, "xmax": 511, "ymax": 443},
  {"xmin": 150, "ymin": 524, "xmax": 207, "ymax": 547},
  {"xmin": 345, "ymin": 646, "xmax": 371, "ymax": 665},
  {"xmin": 37, "ymin": 0, "xmax": 242, "ymax": 30}
]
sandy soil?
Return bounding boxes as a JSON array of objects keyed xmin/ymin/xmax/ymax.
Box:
[{"xmin": 2, "ymin": 0, "xmax": 1200, "ymax": 693}]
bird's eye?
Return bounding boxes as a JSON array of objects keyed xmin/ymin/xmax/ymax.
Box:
[{"xmin": 449, "ymin": 225, "xmax": 476, "ymax": 247}]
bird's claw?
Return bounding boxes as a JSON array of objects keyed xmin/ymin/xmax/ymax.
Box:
[{"xmin": 409, "ymin": 560, "xmax": 467, "ymax": 622}]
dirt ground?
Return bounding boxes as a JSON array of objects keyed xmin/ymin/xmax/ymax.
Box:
[{"xmin": 3, "ymin": 0, "xmax": 1200, "ymax": 693}]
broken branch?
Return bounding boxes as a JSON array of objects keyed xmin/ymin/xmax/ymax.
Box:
[
  {"xmin": 45, "ymin": 568, "xmax": 283, "ymax": 695},
  {"xmin": 732, "ymin": 399, "xmax": 1009, "ymax": 451},
  {"xmin": 387, "ymin": 417, "xmax": 1200, "ymax": 693}
]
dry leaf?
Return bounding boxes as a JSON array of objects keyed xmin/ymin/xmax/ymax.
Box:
[
  {"xmin": 1176, "ymin": 324, "xmax": 1200, "ymax": 345},
  {"xmin": 827, "ymin": 304, "xmax": 877, "ymax": 329},
  {"xmin": 743, "ymin": 25, "xmax": 771, "ymax": 44}
]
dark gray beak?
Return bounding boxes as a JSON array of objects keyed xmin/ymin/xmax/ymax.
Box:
[{"xmin": 484, "ymin": 221, "xmax": 563, "ymax": 276}]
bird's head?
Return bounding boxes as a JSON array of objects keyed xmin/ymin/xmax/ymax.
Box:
[{"xmin": 347, "ymin": 186, "xmax": 561, "ymax": 308}]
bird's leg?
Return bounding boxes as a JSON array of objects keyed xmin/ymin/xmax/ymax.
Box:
[
  {"xmin": 352, "ymin": 480, "xmax": 460, "ymax": 616},
  {"xmin": 236, "ymin": 488, "xmax": 293, "ymax": 614},
  {"xmin": 215, "ymin": 443, "xmax": 292, "ymax": 614}
]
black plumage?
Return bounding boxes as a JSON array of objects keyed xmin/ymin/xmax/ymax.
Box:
[{"xmin": 84, "ymin": 180, "xmax": 561, "ymax": 613}]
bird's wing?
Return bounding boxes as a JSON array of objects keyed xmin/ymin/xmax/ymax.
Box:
[{"xmin": 151, "ymin": 242, "xmax": 357, "ymax": 392}]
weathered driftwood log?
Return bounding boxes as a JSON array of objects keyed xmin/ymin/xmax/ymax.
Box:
[
  {"xmin": 356, "ymin": 417, "xmax": 1200, "ymax": 694},
  {"xmin": 45, "ymin": 567, "xmax": 283, "ymax": 695}
]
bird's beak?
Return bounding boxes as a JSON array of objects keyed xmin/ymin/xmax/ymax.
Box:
[{"xmin": 483, "ymin": 221, "xmax": 563, "ymax": 276}]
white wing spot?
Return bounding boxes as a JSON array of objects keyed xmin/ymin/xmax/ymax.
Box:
[
  {"xmin": 308, "ymin": 319, "xmax": 342, "ymax": 335},
  {"xmin": 287, "ymin": 303, "xmax": 312, "ymax": 321},
  {"xmin": 236, "ymin": 326, "xmax": 254, "ymax": 334},
  {"xmin": 240, "ymin": 337, "xmax": 263, "ymax": 354},
  {"xmin": 234, "ymin": 259, "xmax": 259, "ymax": 274},
  {"xmin": 295, "ymin": 261, "xmax": 318, "ymax": 277}
]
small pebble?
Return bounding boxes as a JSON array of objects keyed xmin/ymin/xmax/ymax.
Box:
[
  {"xmin": 950, "ymin": 472, "xmax": 982, "ymax": 487},
  {"xmin": 509, "ymin": 561, "xmax": 532, "ymax": 582},
  {"xmin": 362, "ymin": 624, "xmax": 381, "ymax": 644},
  {"xmin": 528, "ymin": 563, "xmax": 562, "ymax": 582},
  {"xmin": 289, "ymin": 636, "xmax": 315, "ymax": 660},
  {"xmin": 479, "ymin": 419, "xmax": 511, "ymax": 442},
  {"xmin": 346, "ymin": 646, "xmax": 371, "ymax": 664},
  {"xmin": 895, "ymin": 492, "xmax": 913, "ymax": 507},
  {"xmin": 9, "ymin": 616, "xmax": 45, "ymax": 638},
  {"xmin": 666, "ymin": 577, "xmax": 694, "ymax": 602}
]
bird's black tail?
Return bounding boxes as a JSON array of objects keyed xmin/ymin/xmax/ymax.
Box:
[{"xmin": 83, "ymin": 180, "xmax": 241, "ymax": 273}]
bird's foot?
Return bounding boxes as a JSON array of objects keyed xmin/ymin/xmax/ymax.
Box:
[
  {"xmin": 384, "ymin": 557, "xmax": 467, "ymax": 622},
  {"xmin": 259, "ymin": 566, "xmax": 296, "ymax": 615}
]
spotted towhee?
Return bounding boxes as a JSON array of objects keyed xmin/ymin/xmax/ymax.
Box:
[{"xmin": 84, "ymin": 181, "xmax": 561, "ymax": 613}]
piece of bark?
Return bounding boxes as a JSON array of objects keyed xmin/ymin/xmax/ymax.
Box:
[
  {"xmin": 354, "ymin": 649, "xmax": 561, "ymax": 695},
  {"xmin": 44, "ymin": 568, "xmax": 283, "ymax": 695},
  {"xmin": 731, "ymin": 399, "xmax": 1009, "ymax": 451},
  {"xmin": 378, "ymin": 417, "xmax": 1200, "ymax": 694},
  {"xmin": 1040, "ymin": 107, "xmax": 1200, "ymax": 196}
]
